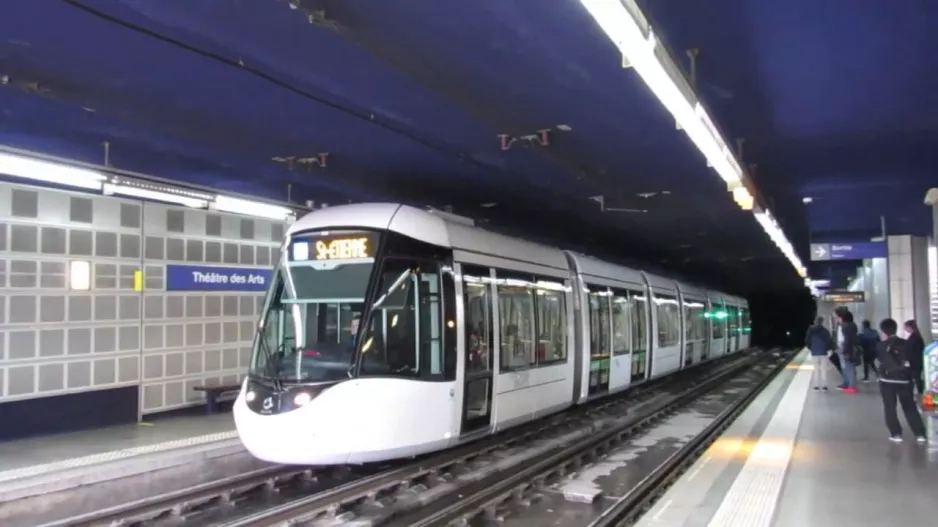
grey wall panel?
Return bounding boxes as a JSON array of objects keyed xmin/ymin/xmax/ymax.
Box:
[
  {"xmin": 0, "ymin": 182, "xmax": 286, "ymax": 417},
  {"xmin": 137, "ymin": 202, "xmax": 284, "ymax": 414}
]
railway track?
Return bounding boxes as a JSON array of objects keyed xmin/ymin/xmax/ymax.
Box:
[
  {"xmin": 223, "ymin": 349, "xmax": 786, "ymax": 526},
  {"xmin": 46, "ymin": 350, "xmax": 772, "ymax": 527},
  {"xmin": 398, "ymin": 349, "xmax": 794, "ymax": 527},
  {"xmin": 383, "ymin": 350, "xmax": 793, "ymax": 527}
]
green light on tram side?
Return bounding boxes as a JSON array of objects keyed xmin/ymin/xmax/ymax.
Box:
[{"xmin": 704, "ymin": 310, "xmax": 728, "ymax": 320}]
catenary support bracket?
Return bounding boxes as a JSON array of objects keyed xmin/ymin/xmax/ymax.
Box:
[
  {"xmin": 273, "ymin": 153, "xmax": 330, "ymax": 170},
  {"xmin": 498, "ymin": 129, "xmax": 551, "ymax": 151}
]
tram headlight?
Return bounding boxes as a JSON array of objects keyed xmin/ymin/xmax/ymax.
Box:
[
  {"xmin": 293, "ymin": 392, "xmax": 312, "ymax": 407},
  {"xmin": 245, "ymin": 390, "xmax": 257, "ymax": 403}
]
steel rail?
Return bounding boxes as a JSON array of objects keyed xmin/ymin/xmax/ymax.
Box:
[
  {"xmin": 388, "ymin": 351, "xmax": 790, "ymax": 527},
  {"xmin": 588, "ymin": 350, "xmax": 796, "ymax": 527},
  {"xmin": 232, "ymin": 350, "xmax": 775, "ymax": 526},
  {"xmin": 46, "ymin": 350, "xmax": 756, "ymax": 527}
]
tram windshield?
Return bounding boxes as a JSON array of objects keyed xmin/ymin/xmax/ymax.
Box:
[
  {"xmin": 249, "ymin": 230, "xmax": 377, "ymax": 383},
  {"xmin": 250, "ymin": 228, "xmax": 456, "ymax": 385}
]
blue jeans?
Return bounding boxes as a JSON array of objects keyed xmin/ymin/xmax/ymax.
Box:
[{"xmin": 840, "ymin": 357, "xmax": 857, "ymax": 388}]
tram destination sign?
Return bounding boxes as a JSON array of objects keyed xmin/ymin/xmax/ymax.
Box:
[
  {"xmin": 821, "ymin": 290, "xmax": 865, "ymax": 303},
  {"xmin": 290, "ymin": 231, "xmax": 378, "ymax": 262}
]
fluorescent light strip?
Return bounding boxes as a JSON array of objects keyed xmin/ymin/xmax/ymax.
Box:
[
  {"xmin": 754, "ymin": 209, "xmax": 807, "ymax": 277},
  {"xmin": 581, "ymin": 0, "xmax": 808, "ymax": 284},
  {"xmin": 579, "ymin": 0, "xmax": 741, "ymax": 185},
  {"xmin": 103, "ymin": 183, "xmax": 208, "ymax": 208},
  {"xmin": 0, "ymin": 152, "xmax": 105, "ymax": 190},
  {"xmin": 213, "ymin": 195, "xmax": 293, "ymax": 221}
]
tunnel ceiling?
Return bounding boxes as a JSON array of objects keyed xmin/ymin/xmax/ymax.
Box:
[
  {"xmin": 639, "ymin": 0, "xmax": 938, "ymax": 283},
  {"xmin": 5, "ymin": 1, "xmax": 924, "ymax": 294}
]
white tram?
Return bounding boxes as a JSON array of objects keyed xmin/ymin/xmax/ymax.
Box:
[{"xmin": 233, "ymin": 203, "xmax": 751, "ymax": 465}]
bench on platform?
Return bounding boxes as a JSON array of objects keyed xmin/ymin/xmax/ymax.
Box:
[{"xmin": 193, "ymin": 384, "xmax": 241, "ymax": 414}]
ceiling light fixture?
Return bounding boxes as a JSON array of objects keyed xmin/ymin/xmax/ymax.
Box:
[
  {"xmin": 579, "ymin": 0, "xmax": 807, "ymax": 286},
  {"xmin": 0, "ymin": 152, "xmax": 106, "ymax": 190},
  {"xmin": 579, "ymin": 0, "xmax": 740, "ymax": 186},
  {"xmin": 802, "ymin": 196, "xmax": 813, "ymax": 204},
  {"xmin": 103, "ymin": 182, "xmax": 209, "ymax": 209},
  {"xmin": 212, "ymin": 195, "xmax": 295, "ymax": 221}
]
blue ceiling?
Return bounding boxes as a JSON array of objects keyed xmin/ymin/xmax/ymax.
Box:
[
  {"xmin": 5, "ymin": 0, "xmax": 926, "ymax": 293},
  {"xmin": 639, "ymin": 0, "xmax": 938, "ymax": 283}
]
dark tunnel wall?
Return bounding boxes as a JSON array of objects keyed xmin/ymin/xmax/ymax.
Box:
[{"xmin": 749, "ymin": 290, "xmax": 816, "ymax": 350}]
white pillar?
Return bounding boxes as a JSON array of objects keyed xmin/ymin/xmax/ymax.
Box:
[{"xmin": 887, "ymin": 235, "xmax": 932, "ymax": 340}]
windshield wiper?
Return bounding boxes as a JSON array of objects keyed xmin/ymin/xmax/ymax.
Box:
[
  {"xmin": 372, "ymin": 268, "xmax": 413, "ymax": 309},
  {"xmin": 255, "ymin": 330, "xmax": 284, "ymax": 391}
]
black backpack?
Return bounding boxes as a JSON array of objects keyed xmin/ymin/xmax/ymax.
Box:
[{"xmin": 882, "ymin": 340, "xmax": 912, "ymax": 379}]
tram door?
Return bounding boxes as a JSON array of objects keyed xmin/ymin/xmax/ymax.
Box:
[{"xmin": 459, "ymin": 265, "xmax": 495, "ymax": 435}]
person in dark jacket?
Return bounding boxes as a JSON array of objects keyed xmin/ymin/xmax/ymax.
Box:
[
  {"xmin": 834, "ymin": 306, "xmax": 859, "ymax": 393},
  {"xmin": 903, "ymin": 320, "xmax": 926, "ymax": 395},
  {"xmin": 805, "ymin": 317, "xmax": 833, "ymax": 391},
  {"xmin": 876, "ymin": 318, "xmax": 927, "ymax": 443},
  {"xmin": 858, "ymin": 320, "xmax": 880, "ymax": 382}
]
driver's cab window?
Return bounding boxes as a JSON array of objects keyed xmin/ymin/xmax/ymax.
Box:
[{"xmin": 359, "ymin": 259, "xmax": 444, "ymax": 379}]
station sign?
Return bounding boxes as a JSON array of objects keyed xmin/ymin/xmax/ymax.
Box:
[
  {"xmin": 810, "ymin": 241, "xmax": 886, "ymax": 261},
  {"xmin": 821, "ymin": 290, "xmax": 865, "ymax": 303},
  {"xmin": 166, "ymin": 264, "xmax": 272, "ymax": 292}
]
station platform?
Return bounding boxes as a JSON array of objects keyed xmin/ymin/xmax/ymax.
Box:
[
  {"xmin": 0, "ymin": 413, "xmax": 236, "ymax": 476},
  {"xmin": 0, "ymin": 413, "xmax": 272, "ymax": 527},
  {"xmin": 637, "ymin": 351, "xmax": 938, "ymax": 527}
]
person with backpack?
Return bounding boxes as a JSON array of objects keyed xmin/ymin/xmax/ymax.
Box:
[
  {"xmin": 903, "ymin": 320, "xmax": 926, "ymax": 395},
  {"xmin": 805, "ymin": 316, "xmax": 833, "ymax": 391},
  {"xmin": 876, "ymin": 318, "xmax": 927, "ymax": 443},
  {"xmin": 858, "ymin": 320, "xmax": 880, "ymax": 382},
  {"xmin": 834, "ymin": 306, "xmax": 859, "ymax": 393}
]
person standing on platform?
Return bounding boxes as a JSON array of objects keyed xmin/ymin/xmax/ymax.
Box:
[
  {"xmin": 859, "ymin": 320, "xmax": 880, "ymax": 382},
  {"xmin": 876, "ymin": 318, "xmax": 927, "ymax": 443},
  {"xmin": 805, "ymin": 317, "xmax": 833, "ymax": 391},
  {"xmin": 834, "ymin": 306, "xmax": 859, "ymax": 393},
  {"xmin": 903, "ymin": 320, "xmax": 926, "ymax": 395}
]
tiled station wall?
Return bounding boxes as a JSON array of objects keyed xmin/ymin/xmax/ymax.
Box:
[{"xmin": 0, "ymin": 182, "xmax": 286, "ymax": 418}]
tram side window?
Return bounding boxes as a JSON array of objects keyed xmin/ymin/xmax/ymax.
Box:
[
  {"xmin": 683, "ymin": 301, "xmax": 695, "ymax": 342},
  {"xmin": 655, "ymin": 293, "xmax": 681, "ymax": 348},
  {"xmin": 588, "ymin": 287, "xmax": 611, "ymax": 357},
  {"xmin": 630, "ymin": 292, "xmax": 648, "ymax": 381},
  {"xmin": 741, "ymin": 308, "xmax": 751, "ymax": 334},
  {"xmin": 462, "ymin": 265, "xmax": 494, "ymax": 375},
  {"xmin": 630, "ymin": 293, "xmax": 647, "ymax": 354},
  {"xmin": 611, "ymin": 289, "xmax": 631, "ymax": 356},
  {"xmin": 726, "ymin": 307, "xmax": 739, "ymax": 336},
  {"xmin": 359, "ymin": 258, "xmax": 447, "ymax": 380},
  {"xmin": 534, "ymin": 277, "xmax": 567, "ymax": 364},
  {"xmin": 712, "ymin": 305, "xmax": 726, "ymax": 338},
  {"xmin": 694, "ymin": 304, "xmax": 707, "ymax": 341},
  {"xmin": 496, "ymin": 274, "xmax": 537, "ymax": 371},
  {"xmin": 683, "ymin": 301, "xmax": 705, "ymax": 342}
]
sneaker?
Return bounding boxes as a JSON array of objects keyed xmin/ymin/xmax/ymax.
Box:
[
  {"xmin": 822, "ymin": 386, "xmax": 829, "ymax": 391},
  {"xmin": 889, "ymin": 436, "xmax": 903, "ymax": 443},
  {"xmin": 916, "ymin": 436, "xmax": 928, "ymax": 444},
  {"xmin": 844, "ymin": 387, "xmax": 859, "ymax": 394},
  {"xmin": 813, "ymin": 386, "xmax": 820, "ymax": 391}
]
